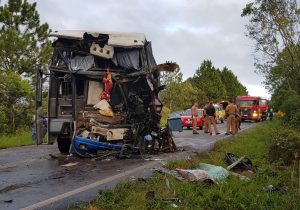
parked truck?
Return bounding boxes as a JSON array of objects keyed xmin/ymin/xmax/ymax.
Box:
[
  {"xmin": 35, "ymin": 30, "xmax": 179, "ymax": 155},
  {"xmin": 235, "ymin": 96, "xmax": 268, "ymax": 122}
]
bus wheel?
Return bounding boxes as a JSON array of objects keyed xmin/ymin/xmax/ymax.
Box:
[{"xmin": 57, "ymin": 137, "xmax": 71, "ymax": 154}]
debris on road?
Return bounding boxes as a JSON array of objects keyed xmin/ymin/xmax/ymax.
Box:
[
  {"xmin": 144, "ymin": 158, "xmax": 164, "ymax": 161},
  {"xmin": 49, "ymin": 175, "xmax": 65, "ymax": 180},
  {"xmin": 49, "ymin": 153, "xmax": 67, "ymax": 159},
  {"xmin": 61, "ymin": 162, "xmax": 79, "ymax": 167}
]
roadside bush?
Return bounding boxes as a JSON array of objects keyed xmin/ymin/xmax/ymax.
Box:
[
  {"xmin": 289, "ymin": 110, "xmax": 300, "ymax": 130},
  {"xmin": 15, "ymin": 126, "xmax": 31, "ymax": 135},
  {"xmin": 271, "ymin": 89, "xmax": 300, "ymax": 126},
  {"xmin": 266, "ymin": 125, "xmax": 300, "ymax": 165}
]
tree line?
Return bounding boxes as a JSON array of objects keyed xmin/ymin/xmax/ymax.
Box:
[
  {"xmin": 160, "ymin": 60, "xmax": 248, "ymax": 112},
  {"xmin": 0, "ymin": 0, "xmax": 51, "ymax": 135},
  {"xmin": 242, "ymin": 0, "xmax": 300, "ymax": 126}
]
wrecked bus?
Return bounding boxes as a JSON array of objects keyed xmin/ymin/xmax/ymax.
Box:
[{"xmin": 35, "ymin": 30, "xmax": 179, "ymax": 155}]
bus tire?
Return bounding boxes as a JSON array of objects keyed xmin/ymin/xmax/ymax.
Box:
[{"xmin": 57, "ymin": 137, "xmax": 71, "ymax": 154}]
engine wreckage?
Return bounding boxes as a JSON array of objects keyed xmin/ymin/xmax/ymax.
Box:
[{"xmin": 35, "ymin": 30, "xmax": 180, "ymax": 157}]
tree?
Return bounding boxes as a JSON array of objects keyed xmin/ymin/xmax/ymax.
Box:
[
  {"xmin": 188, "ymin": 60, "xmax": 227, "ymax": 102},
  {"xmin": 0, "ymin": 71, "xmax": 32, "ymax": 134},
  {"xmin": 160, "ymin": 66, "xmax": 208, "ymax": 112},
  {"xmin": 160, "ymin": 66, "xmax": 183, "ymax": 86},
  {"xmin": 241, "ymin": 0, "xmax": 300, "ymax": 93},
  {"xmin": 265, "ymin": 46, "xmax": 300, "ymax": 93},
  {"xmin": 221, "ymin": 67, "xmax": 248, "ymax": 100},
  {"xmin": 160, "ymin": 82, "xmax": 208, "ymax": 112},
  {"xmin": 0, "ymin": 0, "xmax": 52, "ymax": 76},
  {"xmin": 242, "ymin": 0, "xmax": 300, "ymax": 124},
  {"xmin": 0, "ymin": 105, "xmax": 9, "ymax": 134}
]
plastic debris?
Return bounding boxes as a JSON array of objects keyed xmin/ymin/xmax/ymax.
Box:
[
  {"xmin": 93, "ymin": 99, "xmax": 114, "ymax": 117},
  {"xmin": 199, "ymin": 163, "xmax": 230, "ymax": 182},
  {"xmin": 165, "ymin": 178, "xmax": 171, "ymax": 190},
  {"xmin": 263, "ymin": 185, "xmax": 286, "ymax": 193},
  {"xmin": 177, "ymin": 169, "xmax": 212, "ymax": 182},
  {"xmin": 156, "ymin": 163, "xmax": 229, "ymax": 183}
]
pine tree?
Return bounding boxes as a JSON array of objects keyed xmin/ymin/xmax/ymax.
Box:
[
  {"xmin": 221, "ymin": 67, "xmax": 248, "ymax": 100},
  {"xmin": 190, "ymin": 60, "xmax": 227, "ymax": 102},
  {"xmin": 0, "ymin": 0, "xmax": 52, "ymax": 75}
]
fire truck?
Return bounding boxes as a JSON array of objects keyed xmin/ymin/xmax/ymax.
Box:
[{"xmin": 235, "ymin": 96, "xmax": 268, "ymax": 122}]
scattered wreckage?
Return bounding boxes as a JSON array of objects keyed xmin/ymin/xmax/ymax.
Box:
[{"xmin": 35, "ymin": 30, "xmax": 180, "ymax": 156}]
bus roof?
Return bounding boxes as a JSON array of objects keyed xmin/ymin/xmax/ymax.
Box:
[{"xmin": 50, "ymin": 30, "xmax": 146, "ymax": 48}]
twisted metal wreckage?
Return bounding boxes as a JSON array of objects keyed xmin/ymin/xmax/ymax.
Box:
[{"xmin": 35, "ymin": 31, "xmax": 180, "ymax": 157}]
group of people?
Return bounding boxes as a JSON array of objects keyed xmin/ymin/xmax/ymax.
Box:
[{"xmin": 191, "ymin": 100, "xmax": 241, "ymax": 135}]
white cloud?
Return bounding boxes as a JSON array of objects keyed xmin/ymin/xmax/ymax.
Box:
[
  {"xmin": 30, "ymin": 0, "xmax": 269, "ymax": 98},
  {"xmin": 245, "ymin": 84, "xmax": 271, "ymax": 99}
]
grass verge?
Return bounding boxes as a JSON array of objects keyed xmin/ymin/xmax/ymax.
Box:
[
  {"xmin": 0, "ymin": 133, "xmax": 34, "ymax": 149},
  {"xmin": 79, "ymin": 121, "xmax": 300, "ymax": 210}
]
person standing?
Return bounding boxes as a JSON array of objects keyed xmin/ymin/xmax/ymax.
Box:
[
  {"xmin": 269, "ymin": 108, "xmax": 274, "ymax": 121},
  {"xmin": 203, "ymin": 102, "xmax": 210, "ymax": 133},
  {"xmin": 191, "ymin": 102, "xmax": 199, "ymax": 134},
  {"xmin": 206, "ymin": 102, "xmax": 220, "ymax": 135},
  {"xmin": 235, "ymin": 104, "xmax": 241, "ymax": 133},
  {"xmin": 225, "ymin": 100, "xmax": 238, "ymax": 135}
]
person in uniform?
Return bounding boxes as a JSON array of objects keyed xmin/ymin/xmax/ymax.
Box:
[
  {"xmin": 225, "ymin": 100, "xmax": 239, "ymax": 135},
  {"xmin": 206, "ymin": 102, "xmax": 220, "ymax": 135},
  {"xmin": 203, "ymin": 102, "xmax": 210, "ymax": 133},
  {"xmin": 191, "ymin": 101, "xmax": 199, "ymax": 134},
  {"xmin": 235, "ymin": 104, "xmax": 241, "ymax": 133}
]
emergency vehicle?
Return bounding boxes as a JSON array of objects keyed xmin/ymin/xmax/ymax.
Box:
[{"xmin": 235, "ymin": 96, "xmax": 268, "ymax": 122}]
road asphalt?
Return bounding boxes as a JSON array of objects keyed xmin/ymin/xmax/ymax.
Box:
[{"xmin": 0, "ymin": 121, "xmax": 256, "ymax": 210}]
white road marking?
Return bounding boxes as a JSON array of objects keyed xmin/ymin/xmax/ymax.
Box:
[{"xmin": 20, "ymin": 160, "xmax": 158, "ymax": 210}]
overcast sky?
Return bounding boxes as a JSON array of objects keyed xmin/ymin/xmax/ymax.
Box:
[{"xmin": 32, "ymin": 0, "xmax": 270, "ymax": 98}]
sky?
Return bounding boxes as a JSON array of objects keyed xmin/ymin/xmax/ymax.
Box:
[{"xmin": 31, "ymin": 0, "xmax": 270, "ymax": 99}]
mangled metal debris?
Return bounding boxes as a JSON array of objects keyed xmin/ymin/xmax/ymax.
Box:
[
  {"xmin": 35, "ymin": 30, "xmax": 180, "ymax": 157},
  {"xmin": 225, "ymin": 153, "xmax": 257, "ymax": 178}
]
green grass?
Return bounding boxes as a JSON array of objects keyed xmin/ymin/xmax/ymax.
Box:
[
  {"xmin": 0, "ymin": 133, "xmax": 34, "ymax": 149},
  {"xmin": 79, "ymin": 121, "xmax": 300, "ymax": 210}
]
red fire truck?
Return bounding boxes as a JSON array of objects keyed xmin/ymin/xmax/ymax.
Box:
[{"xmin": 235, "ymin": 96, "xmax": 268, "ymax": 122}]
